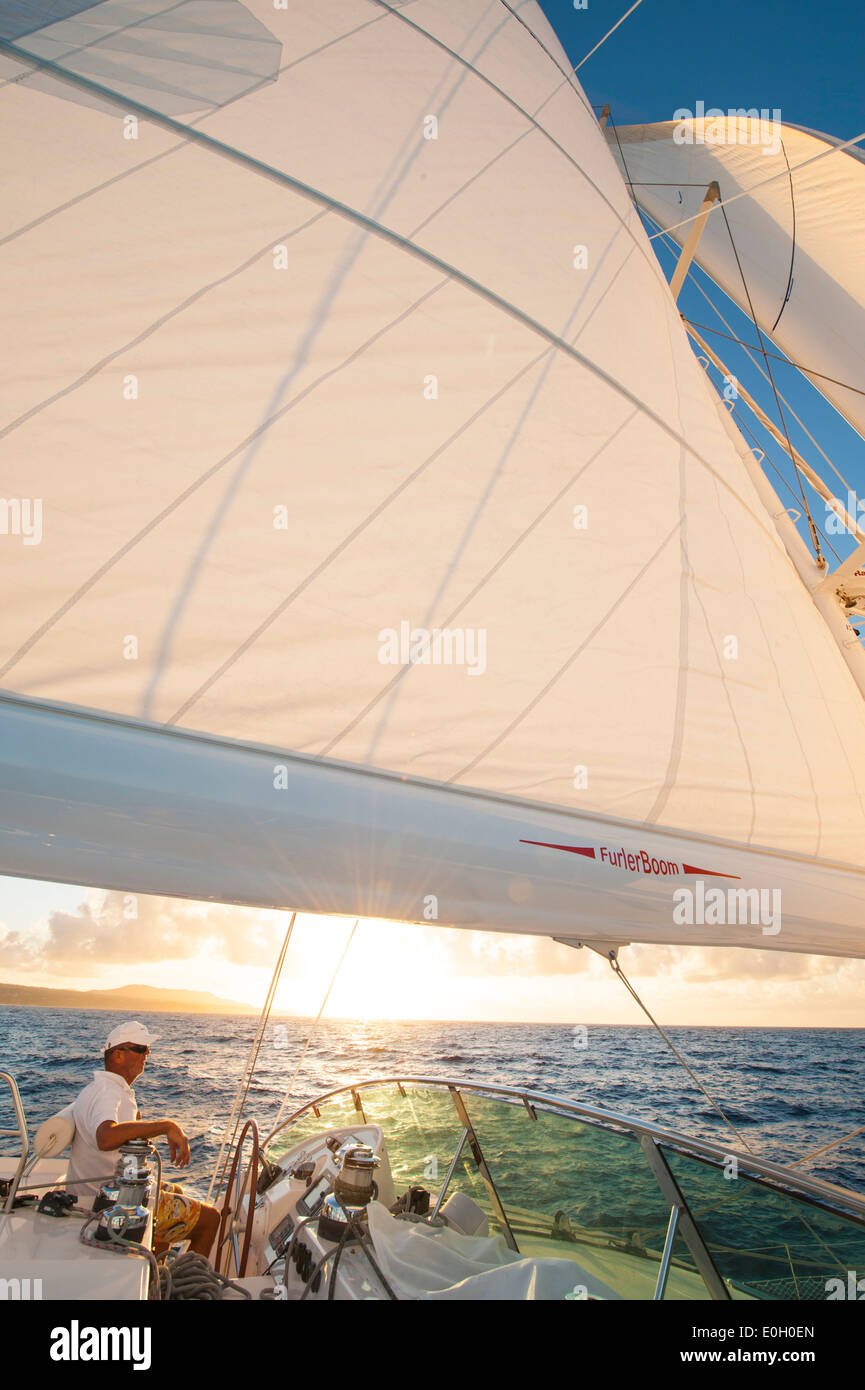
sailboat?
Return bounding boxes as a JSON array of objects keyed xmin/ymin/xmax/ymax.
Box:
[{"xmin": 2, "ymin": 0, "xmax": 865, "ymax": 1301}]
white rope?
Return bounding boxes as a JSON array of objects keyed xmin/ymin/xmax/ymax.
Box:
[
  {"xmin": 266, "ymin": 919, "xmax": 360, "ymax": 1142},
  {"xmin": 574, "ymin": 0, "xmax": 645, "ymax": 72}
]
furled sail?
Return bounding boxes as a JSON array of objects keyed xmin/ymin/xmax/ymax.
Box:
[
  {"xmin": 607, "ymin": 117, "xmax": 865, "ymax": 440},
  {"xmin": 2, "ymin": 1, "xmax": 865, "ymax": 956}
]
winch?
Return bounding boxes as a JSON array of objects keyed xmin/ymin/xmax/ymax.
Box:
[
  {"xmin": 93, "ymin": 1139, "xmax": 154, "ymax": 1244},
  {"xmin": 318, "ymin": 1139, "xmax": 380, "ymax": 1244}
]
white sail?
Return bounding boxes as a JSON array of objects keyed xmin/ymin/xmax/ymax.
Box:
[
  {"xmin": 607, "ymin": 117, "xmax": 865, "ymax": 439},
  {"xmin": 2, "ymin": 2, "xmax": 865, "ymax": 955}
]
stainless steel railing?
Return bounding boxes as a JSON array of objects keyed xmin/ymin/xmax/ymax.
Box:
[{"xmin": 0, "ymin": 1071, "xmax": 30, "ymax": 1215}]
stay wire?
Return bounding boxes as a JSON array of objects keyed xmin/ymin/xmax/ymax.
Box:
[
  {"xmin": 719, "ymin": 201, "xmax": 823, "ymax": 564},
  {"xmin": 665, "ymin": 254, "xmax": 856, "ymax": 497},
  {"xmin": 268, "ymin": 919, "xmax": 360, "ymax": 1139},
  {"xmin": 209, "ymin": 912, "xmax": 296, "ymax": 1202},
  {"xmin": 574, "ymin": 0, "xmax": 645, "ymax": 72},
  {"xmin": 641, "ymin": 204, "xmax": 855, "ymax": 504},
  {"xmin": 608, "ymin": 956, "xmax": 755, "ymax": 1154},
  {"xmin": 680, "ymin": 319, "xmax": 865, "ymax": 401},
  {"xmin": 730, "ymin": 410, "xmax": 843, "ymax": 566}
]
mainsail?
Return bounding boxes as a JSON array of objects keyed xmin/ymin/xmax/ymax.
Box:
[{"xmin": 2, "ymin": 1, "xmax": 865, "ymax": 956}]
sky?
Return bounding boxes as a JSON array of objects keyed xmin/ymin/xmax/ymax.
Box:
[{"xmin": 1, "ymin": 0, "xmax": 864, "ymax": 1026}]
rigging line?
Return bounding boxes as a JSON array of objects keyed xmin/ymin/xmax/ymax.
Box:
[
  {"xmin": 608, "ymin": 112, "xmax": 635, "ymax": 202},
  {"xmin": 574, "ymin": 0, "xmax": 645, "ymax": 71},
  {"xmin": 268, "ymin": 921, "xmax": 359, "ymax": 1137},
  {"xmin": 366, "ymin": 0, "xmax": 657, "ymax": 280},
  {"xmin": 688, "ymin": 286, "xmax": 857, "ymax": 495},
  {"xmin": 206, "ymin": 912, "xmax": 296, "ymax": 1204},
  {"xmin": 607, "ymin": 957, "xmax": 756, "ymax": 1154},
  {"xmin": 719, "ymin": 200, "xmax": 823, "ymax": 564},
  {"xmin": 0, "ymin": 36, "xmax": 782, "ymax": 555},
  {"xmin": 640, "ymin": 206, "xmax": 856, "ymax": 496},
  {"xmin": 680, "ymin": 320, "xmax": 865, "ymax": 400},
  {"xmin": 681, "ymin": 276, "xmax": 857, "ymax": 495},
  {"xmin": 770, "ymin": 139, "xmax": 796, "ymax": 333},
  {"xmin": 646, "ymin": 126, "xmax": 865, "ymax": 241},
  {"xmin": 730, "ymin": 411, "xmax": 843, "ymax": 566}
]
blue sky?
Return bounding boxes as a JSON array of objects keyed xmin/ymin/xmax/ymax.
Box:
[{"xmin": 541, "ymin": 0, "xmax": 865, "ymax": 138}]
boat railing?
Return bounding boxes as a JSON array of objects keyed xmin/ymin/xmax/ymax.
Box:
[
  {"xmin": 263, "ymin": 1075, "xmax": 865, "ymax": 1302},
  {"xmin": 0, "ymin": 1071, "xmax": 30, "ymax": 1215}
]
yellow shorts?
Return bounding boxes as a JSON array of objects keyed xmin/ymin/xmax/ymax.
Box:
[{"xmin": 155, "ymin": 1182, "xmax": 201, "ymax": 1244}]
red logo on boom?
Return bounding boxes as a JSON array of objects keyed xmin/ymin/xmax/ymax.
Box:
[{"xmin": 519, "ymin": 840, "xmax": 739, "ymax": 879}]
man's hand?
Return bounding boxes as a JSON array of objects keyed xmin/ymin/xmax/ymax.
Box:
[{"xmin": 164, "ymin": 1122, "xmax": 191, "ymax": 1167}]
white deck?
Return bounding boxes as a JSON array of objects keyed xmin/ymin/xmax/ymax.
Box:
[{"xmin": 0, "ymin": 1157, "xmax": 151, "ymax": 1300}]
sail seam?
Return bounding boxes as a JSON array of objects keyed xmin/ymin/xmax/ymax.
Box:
[
  {"xmin": 167, "ymin": 342, "xmax": 555, "ymax": 728},
  {"xmin": 446, "ymin": 519, "xmax": 684, "ymax": 784},
  {"xmin": 169, "ymin": 232, "xmax": 639, "ymax": 739},
  {"xmin": 0, "ymin": 277, "xmax": 448, "ymax": 682},
  {"xmin": 0, "ymin": 33, "xmax": 787, "ymax": 560},
  {"xmin": 0, "ymin": 210, "xmax": 329, "ymax": 444},
  {"xmin": 365, "ymin": 0, "xmax": 660, "ymax": 281},
  {"xmin": 0, "ymin": 12, "xmax": 390, "ymax": 249}
]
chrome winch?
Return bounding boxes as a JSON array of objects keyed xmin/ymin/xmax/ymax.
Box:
[
  {"xmin": 318, "ymin": 1139, "xmax": 380, "ymax": 1244},
  {"xmin": 93, "ymin": 1139, "xmax": 154, "ymax": 1244}
]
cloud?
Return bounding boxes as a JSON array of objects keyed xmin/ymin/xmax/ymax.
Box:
[{"xmin": 0, "ymin": 890, "xmax": 285, "ymax": 971}]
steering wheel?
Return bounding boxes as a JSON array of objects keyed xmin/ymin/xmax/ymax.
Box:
[{"xmin": 215, "ymin": 1118, "xmax": 260, "ymax": 1280}]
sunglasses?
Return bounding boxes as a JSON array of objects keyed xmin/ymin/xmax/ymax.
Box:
[{"xmin": 117, "ymin": 1044, "xmax": 150, "ymax": 1055}]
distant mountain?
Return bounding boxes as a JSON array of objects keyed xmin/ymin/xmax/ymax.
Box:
[{"xmin": 0, "ymin": 980, "xmax": 256, "ymax": 1015}]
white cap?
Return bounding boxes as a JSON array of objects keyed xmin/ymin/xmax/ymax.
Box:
[{"xmin": 105, "ymin": 1021, "xmax": 160, "ymax": 1050}]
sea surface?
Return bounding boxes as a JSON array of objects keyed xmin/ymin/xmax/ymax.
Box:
[{"xmin": 2, "ymin": 1008, "xmax": 863, "ymax": 1203}]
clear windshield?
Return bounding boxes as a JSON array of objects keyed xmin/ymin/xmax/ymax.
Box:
[{"xmin": 267, "ymin": 1081, "xmax": 865, "ymax": 1301}]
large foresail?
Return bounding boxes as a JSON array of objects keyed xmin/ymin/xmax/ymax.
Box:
[
  {"xmin": 607, "ymin": 118, "xmax": 865, "ymax": 440},
  {"xmin": 2, "ymin": 1, "xmax": 865, "ymax": 956}
]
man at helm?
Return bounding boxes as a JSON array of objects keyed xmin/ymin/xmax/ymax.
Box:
[{"xmin": 66, "ymin": 1021, "xmax": 220, "ymax": 1257}]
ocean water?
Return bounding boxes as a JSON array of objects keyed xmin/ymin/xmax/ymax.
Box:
[{"xmin": 1, "ymin": 1008, "xmax": 863, "ymax": 1203}]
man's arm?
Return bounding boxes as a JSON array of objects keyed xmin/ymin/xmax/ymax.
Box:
[{"xmin": 96, "ymin": 1118, "xmax": 191, "ymax": 1166}]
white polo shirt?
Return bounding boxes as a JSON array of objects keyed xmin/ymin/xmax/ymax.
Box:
[{"xmin": 66, "ymin": 1070, "xmax": 138, "ymax": 1202}]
